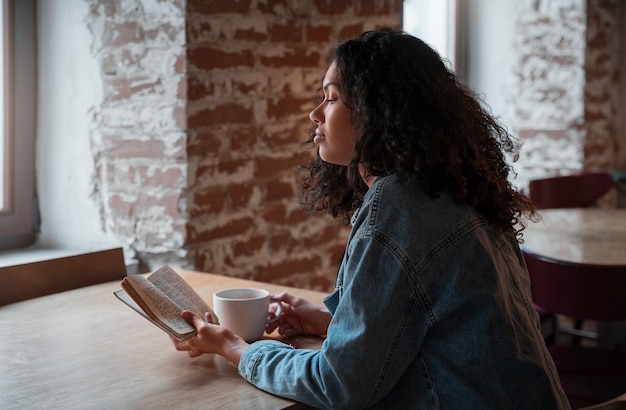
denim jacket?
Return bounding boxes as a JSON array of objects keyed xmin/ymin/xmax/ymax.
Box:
[{"xmin": 239, "ymin": 175, "xmax": 570, "ymax": 409}]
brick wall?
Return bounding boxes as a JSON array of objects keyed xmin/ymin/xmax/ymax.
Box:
[
  {"xmin": 512, "ymin": 0, "xmax": 588, "ymax": 185},
  {"xmin": 87, "ymin": 0, "xmax": 402, "ymax": 290},
  {"xmin": 84, "ymin": 0, "xmax": 620, "ymax": 289},
  {"xmin": 512, "ymin": 0, "xmax": 622, "ymax": 193},
  {"xmin": 584, "ymin": 0, "xmax": 621, "ymax": 171}
]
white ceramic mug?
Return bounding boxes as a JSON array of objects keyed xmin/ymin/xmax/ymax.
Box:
[{"xmin": 213, "ymin": 288, "xmax": 282, "ymax": 342}]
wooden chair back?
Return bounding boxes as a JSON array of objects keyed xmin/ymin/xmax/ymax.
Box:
[
  {"xmin": 0, "ymin": 247, "xmax": 127, "ymax": 306},
  {"xmin": 581, "ymin": 394, "xmax": 626, "ymax": 410},
  {"xmin": 523, "ymin": 250, "xmax": 626, "ymax": 408},
  {"xmin": 528, "ymin": 170, "xmax": 614, "ymax": 209},
  {"xmin": 522, "ymin": 250, "xmax": 626, "ymax": 322}
]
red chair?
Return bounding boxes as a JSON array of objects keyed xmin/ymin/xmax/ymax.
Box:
[
  {"xmin": 522, "ymin": 250, "xmax": 626, "ymax": 409},
  {"xmin": 528, "ymin": 170, "xmax": 617, "ymax": 344},
  {"xmin": 528, "ymin": 170, "xmax": 615, "ymax": 209},
  {"xmin": 581, "ymin": 393, "xmax": 626, "ymax": 410}
]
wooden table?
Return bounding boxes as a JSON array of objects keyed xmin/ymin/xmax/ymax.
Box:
[
  {"xmin": 521, "ymin": 208, "xmax": 626, "ymax": 265},
  {"xmin": 521, "ymin": 208, "xmax": 626, "ymax": 347},
  {"xmin": 0, "ymin": 270, "xmax": 326, "ymax": 409}
]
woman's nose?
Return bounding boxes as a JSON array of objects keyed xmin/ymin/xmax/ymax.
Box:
[{"xmin": 309, "ymin": 105, "xmax": 322, "ymax": 124}]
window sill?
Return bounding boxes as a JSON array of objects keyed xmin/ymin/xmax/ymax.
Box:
[{"xmin": 0, "ymin": 245, "xmax": 139, "ymax": 274}]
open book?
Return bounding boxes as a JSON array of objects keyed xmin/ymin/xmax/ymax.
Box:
[{"xmin": 114, "ymin": 265, "xmax": 215, "ymax": 341}]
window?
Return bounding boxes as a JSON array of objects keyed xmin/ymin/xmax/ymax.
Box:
[
  {"xmin": 403, "ymin": 0, "xmax": 463, "ymax": 76},
  {"xmin": 0, "ymin": 0, "xmax": 37, "ymax": 250},
  {"xmin": 0, "ymin": 1, "xmax": 5, "ymax": 210}
]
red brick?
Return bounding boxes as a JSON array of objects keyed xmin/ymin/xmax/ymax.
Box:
[
  {"xmin": 306, "ymin": 24, "xmax": 332, "ymax": 43},
  {"xmin": 269, "ymin": 231, "xmax": 294, "ymax": 252},
  {"xmin": 108, "ymin": 193, "xmax": 137, "ymax": 218},
  {"xmin": 269, "ymin": 20, "xmax": 302, "ymax": 42},
  {"xmin": 189, "ymin": 47, "xmax": 255, "ymax": 70},
  {"xmin": 145, "ymin": 193, "xmax": 183, "ymax": 220},
  {"xmin": 309, "ymin": 275, "xmax": 334, "ymax": 292},
  {"xmin": 109, "ymin": 139, "xmax": 166, "ymax": 159},
  {"xmin": 267, "ymin": 96, "xmax": 311, "ymax": 119},
  {"xmin": 186, "ymin": 20, "xmax": 214, "ymax": 44},
  {"xmin": 257, "ymin": 0, "xmax": 283, "ymax": 14},
  {"xmin": 188, "ymin": 129, "xmax": 223, "ymax": 156},
  {"xmin": 105, "ymin": 77, "xmax": 162, "ymax": 101},
  {"xmin": 356, "ymin": 0, "xmax": 391, "ymax": 16},
  {"xmin": 287, "ymin": 208, "xmax": 308, "ymax": 224},
  {"xmin": 234, "ymin": 28, "xmax": 269, "ymax": 42},
  {"xmin": 187, "ymin": 75, "xmax": 214, "ymax": 101},
  {"xmin": 256, "ymin": 255, "xmax": 322, "ymax": 281},
  {"xmin": 308, "ymin": 224, "xmax": 346, "ymax": 247},
  {"xmin": 339, "ymin": 24, "xmax": 365, "ymax": 40},
  {"xmin": 262, "ymin": 125, "xmax": 309, "ymax": 149},
  {"xmin": 330, "ymin": 242, "xmax": 347, "ymax": 266},
  {"xmin": 139, "ymin": 166, "xmax": 185, "ymax": 188},
  {"xmin": 188, "ymin": 103, "xmax": 254, "ymax": 127},
  {"xmin": 188, "ymin": 216, "xmax": 255, "ymax": 241},
  {"xmin": 233, "ymin": 235, "xmax": 266, "ymax": 258},
  {"xmin": 188, "ymin": 0, "xmax": 252, "ymax": 15},
  {"xmin": 194, "ymin": 250, "xmax": 209, "ymax": 272},
  {"xmin": 262, "ymin": 203, "xmax": 287, "ymax": 224},
  {"xmin": 231, "ymin": 126, "xmax": 258, "ymax": 151},
  {"xmin": 259, "ymin": 47, "xmax": 321, "ymax": 68},
  {"xmin": 228, "ymin": 183, "xmax": 254, "ymax": 208},
  {"xmin": 190, "ymin": 189, "xmax": 226, "ymax": 216},
  {"xmin": 218, "ymin": 158, "xmax": 250, "ymax": 175},
  {"xmin": 107, "ymin": 22, "xmax": 144, "ymax": 46},
  {"xmin": 256, "ymin": 153, "xmax": 310, "ymax": 178},
  {"xmin": 314, "ymin": 0, "xmax": 350, "ymax": 15},
  {"xmin": 146, "ymin": 23, "xmax": 182, "ymax": 42},
  {"xmin": 232, "ymin": 78, "xmax": 263, "ymax": 96},
  {"xmin": 391, "ymin": 0, "xmax": 403, "ymax": 13},
  {"xmin": 174, "ymin": 54, "xmax": 186, "ymax": 73},
  {"xmin": 173, "ymin": 106, "xmax": 187, "ymax": 129},
  {"xmin": 265, "ymin": 180, "xmax": 294, "ymax": 201},
  {"xmin": 177, "ymin": 77, "xmax": 186, "ymax": 99}
]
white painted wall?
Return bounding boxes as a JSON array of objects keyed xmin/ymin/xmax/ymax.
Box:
[
  {"xmin": 462, "ymin": 0, "xmax": 517, "ymax": 128},
  {"xmin": 616, "ymin": 0, "xmax": 626, "ymax": 209},
  {"xmin": 31, "ymin": 0, "xmax": 624, "ymax": 255},
  {"xmin": 36, "ymin": 0, "xmax": 120, "ymax": 251}
]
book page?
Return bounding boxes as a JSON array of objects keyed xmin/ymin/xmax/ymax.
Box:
[
  {"xmin": 122, "ymin": 274, "xmax": 195, "ymax": 339},
  {"xmin": 147, "ymin": 265, "xmax": 213, "ymax": 316},
  {"xmin": 113, "ymin": 289, "xmax": 194, "ymax": 341}
]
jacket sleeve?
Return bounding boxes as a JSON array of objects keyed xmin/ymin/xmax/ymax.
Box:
[{"xmin": 238, "ymin": 232, "xmax": 432, "ymax": 409}]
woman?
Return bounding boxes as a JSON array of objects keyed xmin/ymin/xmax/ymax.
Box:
[{"xmin": 172, "ymin": 28, "xmax": 570, "ymax": 409}]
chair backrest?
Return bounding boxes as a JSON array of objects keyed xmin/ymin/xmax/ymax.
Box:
[
  {"xmin": 0, "ymin": 247, "xmax": 127, "ymax": 306},
  {"xmin": 528, "ymin": 170, "xmax": 614, "ymax": 209},
  {"xmin": 580, "ymin": 393, "xmax": 626, "ymax": 410},
  {"xmin": 522, "ymin": 249, "xmax": 626, "ymax": 321}
]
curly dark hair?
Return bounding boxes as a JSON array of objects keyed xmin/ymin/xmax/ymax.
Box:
[{"xmin": 298, "ymin": 28, "xmax": 536, "ymax": 240}]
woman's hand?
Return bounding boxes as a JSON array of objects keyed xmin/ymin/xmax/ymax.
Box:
[
  {"xmin": 266, "ymin": 293, "xmax": 332, "ymax": 337},
  {"xmin": 170, "ymin": 310, "xmax": 249, "ymax": 365}
]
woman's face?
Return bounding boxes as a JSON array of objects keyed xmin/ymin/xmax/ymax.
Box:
[{"xmin": 309, "ymin": 62, "xmax": 356, "ymax": 166}]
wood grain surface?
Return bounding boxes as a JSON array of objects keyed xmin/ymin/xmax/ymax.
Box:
[{"xmin": 0, "ymin": 270, "xmax": 326, "ymax": 409}]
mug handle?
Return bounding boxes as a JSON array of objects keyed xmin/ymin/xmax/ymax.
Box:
[{"xmin": 267, "ymin": 302, "xmax": 282, "ymax": 324}]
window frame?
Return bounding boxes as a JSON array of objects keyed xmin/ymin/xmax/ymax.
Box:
[
  {"xmin": 0, "ymin": 0, "xmax": 37, "ymax": 250},
  {"xmin": 403, "ymin": 0, "xmax": 464, "ymax": 77}
]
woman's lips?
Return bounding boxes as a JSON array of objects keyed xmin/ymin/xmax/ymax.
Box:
[{"xmin": 313, "ymin": 133, "xmax": 325, "ymax": 143}]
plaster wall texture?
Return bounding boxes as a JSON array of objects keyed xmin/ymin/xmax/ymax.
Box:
[{"xmin": 36, "ymin": 0, "xmax": 621, "ymax": 290}]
